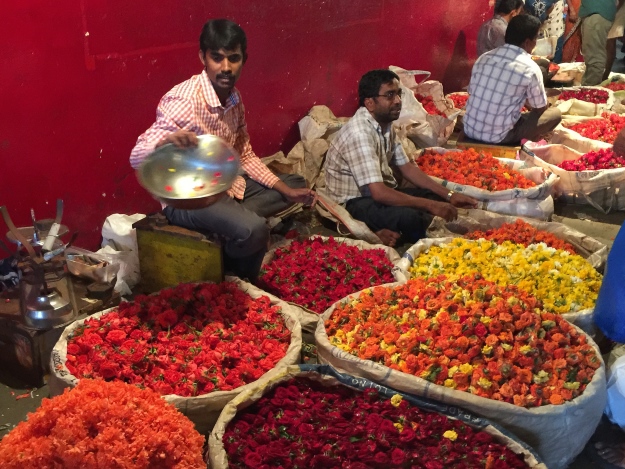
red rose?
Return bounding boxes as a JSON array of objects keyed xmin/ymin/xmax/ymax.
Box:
[
  {"xmin": 243, "ymin": 451, "xmax": 263, "ymax": 468},
  {"xmin": 98, "ymin": 361, "xmax": 120, "ymax": 379},
  {"xmin": 391, "ymin": 447, "xmax": 407, "ymax": 465}
]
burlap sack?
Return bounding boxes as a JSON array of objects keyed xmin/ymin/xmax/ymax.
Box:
[
  {"xmin": 298, "ymin": 105, "xmax": 349, "ymax": 142},
  {"xmin": 426, "ymin": 208, "xmax": 608, "ymax": 271},
  {"xmin": 260, "ymin": 236, "xmax": 403, "ymax": 332},
  {"xmin": 49, "ymin": 277, "xmax": 302, "ymax": 434},
  {"xmin": 520, "ymin": 143, "xmax": 625, "ymax": 213},
  {"xmin": 554, "ymin": 86, "xmax": 615, "ymax": 116},
  {"xmin": 315, "ymin": 285, "xmax": 607, "ymax": 469},
  {"xmin": 208, "ymin": 364, "xmax": 547, "ymax": 469}
]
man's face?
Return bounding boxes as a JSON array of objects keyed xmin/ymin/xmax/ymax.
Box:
[
  {"xmin": 199, "ymin": 45, "xmax": 245, "ymax": 95},
  {"xmin": 366, "ymin": 79, "xmax": 403, "ymax": 124}
]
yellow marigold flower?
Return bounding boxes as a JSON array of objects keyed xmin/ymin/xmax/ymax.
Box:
[
  {"xmin": 520, "ymin": 345, "xmax": 532, "ymax": 355},
  {"xmin": 390, "ymin": 394, "xmax": 403, "ymax": 407},
  {"xmin": 478, "ymin": 377, "xmax": 492, "ymax": 389},
  {"xmin": 459, "ymin": 363, "xmax": 474, "ymax": 374},
  {"xmin": 501, "ymin": 343, "xmax": 513, "ymax": 351},
  {"xmin": 480, "ymin": 316, "xmax": 492, "ymax": 324},
  {"xmin": 563, "ymin": 382, "xmax": 580, "ymax": 390},
  {"xmin": 482, "ymin": 345, "xmax": 493, "ymax": 355},
  {"xmin": 391, "ymin": 353, "xmax": 401, "ymax": 364},
  {"xmin": 448, "ymin": 366, "xmax": 459, "ymax": 378},
  {"xmin": 394, "ymin": 422, "xmax": 404, "ymax": 433},
  {"xmin": 444, "ymin": 379, "xmax": 456, "ymax": 388},
  {"xmin": 533, "ymin": 370, "xmax": 550, "ymax": 384},
  {"xmin": 443, "ymin": 430, "xmax": 458, "ymax": 441}
]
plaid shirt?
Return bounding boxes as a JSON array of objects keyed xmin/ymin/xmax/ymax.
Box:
[
  {"xmin": 325, "ymin": 107, "xmax": 409, "ymax": 204},
  {"xmin": 464, "ymin": 44, "xmax": 547, "ymax": 143},
  {"xmin": 129, "ymin": 70, "xmax": 279, "ymax": 199}
]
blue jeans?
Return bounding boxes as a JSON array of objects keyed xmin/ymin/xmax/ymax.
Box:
[{"xmin": 163, "ymin": 173, "xmax": 306, "ymax": 280}]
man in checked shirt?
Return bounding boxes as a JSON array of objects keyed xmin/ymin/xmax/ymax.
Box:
[{"xmin": 130, "ymin": 19, "xmax": 315, "ymax": 281}]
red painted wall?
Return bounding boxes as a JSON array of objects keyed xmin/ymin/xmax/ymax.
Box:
[{"xmin": 1, "ymin": 0, "xmax": 490, "ymax": 249}]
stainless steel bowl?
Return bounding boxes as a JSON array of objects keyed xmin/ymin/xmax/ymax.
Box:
[{"xmin": 137, "ymin": 134, "xmax": 241, "ymax": 210}]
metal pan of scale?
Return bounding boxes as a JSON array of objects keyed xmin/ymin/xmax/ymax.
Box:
[{"xmin": 137, "ymin": 134, "xmax": 241, "ymax": 210}]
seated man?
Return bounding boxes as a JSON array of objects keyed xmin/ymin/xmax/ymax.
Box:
[
  {"xmin": 324, "ymin": 69, "xmax": 478, "ymax": 247},
  {"xmin": 464, "ymin": 14, "xmax": 562, "ymax": 145},
  {"xmin": 130, "ymin": 19, "xmax": 315, "ymax": 280},
  {"xmin": 477, "ymin": 0, "xmax": 525, "ymax": 56}
]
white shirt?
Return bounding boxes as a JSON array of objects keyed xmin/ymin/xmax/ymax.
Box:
[{"xmin": 464, "ymin": 44, "xmax": 547, "ymax": 143}]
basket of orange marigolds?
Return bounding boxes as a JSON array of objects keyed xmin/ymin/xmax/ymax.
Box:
[{"xmin": 413, "ymin": 148, "xmax": 559, "ymax": 219}]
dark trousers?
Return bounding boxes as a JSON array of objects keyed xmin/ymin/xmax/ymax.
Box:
[
  {"xmin": 164, "ymin": 173, "xmax": 306, "ymax": 280},
  {"xmin": 345, "ymin": 188, "xmax": 442, "ymax": 243},
  {"xmin": 499, "ymin": 107, "xmax": 562, "ymax": 145}
]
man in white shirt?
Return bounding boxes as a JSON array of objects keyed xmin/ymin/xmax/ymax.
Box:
[{"xmin": 464, "ymin": 15, "xmax": 562, "ymax": 144}]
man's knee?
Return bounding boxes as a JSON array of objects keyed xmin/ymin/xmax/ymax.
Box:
[
  {"xmin": 242, "ymin": 217, "xmax": 270, "ymax": 252},
  {"xmin": 279, "ymin": 173, "xmax": 307, "ymax": 189}
]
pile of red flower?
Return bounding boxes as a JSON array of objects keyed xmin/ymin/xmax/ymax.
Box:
[
  {"xmin": 65, "ymin": 282, "xmax": 291, "ymax": 396},
  {"xmin": 448, "ymin": 93, "xmax": 469, "ymax": 109},
  {"xmin": 0, "ymin": 379, "xmax": 205, "ymax": 469},
  {"xmin": 417, "ymin": 148, "xmax": 536, "ymax": 191},
  {"xmin": 325, "ymin": 276, "xmax": 600, "ymax": 408},
  {"xmin": 605, "ymin": 82, "xmax": 625, "ymax": 92},
  {"xmin": 558, "ymin": 148, "xmax": 625, "ymax": 171},
  {"xmin": 259, "ymin": 237, "xmax": 395, "ymax": 314},
  {"xmin": 558, "ymin": 88, "xmax": 609, "ymax": 104},
  {"xmin": 416, "ymin": 93, "xmax": 447, "ymax": 116},
  {"xmin": 466, "ymin": 219, "xmax": 577, "ymax": 254},
  {"xmin": 564, "ymin": 112, "xmax": 625, "ymax": 143},
  {"xmin": 223, "ymin": 379, "xmax": 531, "ymax": 469}
]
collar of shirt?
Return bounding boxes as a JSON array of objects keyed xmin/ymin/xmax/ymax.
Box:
[
  {"xmin": 199, "ymin": 70, "xmax": 240, "ymax": 111},
  {"xmin": 358, "ymin": 107, "xmax": 391, "ymax": 140}
]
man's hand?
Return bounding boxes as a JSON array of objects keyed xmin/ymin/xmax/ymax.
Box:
[
  {"xmin": 282, "ymin": 187, "xmax": 317, "ymax": 206},
  {"xmin": 428, "ymin": 201, "xmax": 458, "ymax": 222},
  {"xmin": 155, "ymin": 130, "xmax": 199, "ymax": 149},
  {"xmin": 450, "ymin": 192, "xmax": 479, "ymax": 208},
  {"xmin": 614, "ymin": 127, "xmax": 625, "ymax": 157}
]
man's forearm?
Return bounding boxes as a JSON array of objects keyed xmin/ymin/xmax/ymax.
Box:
[
  {"xmin": 369, "ymin": 182, "xmax": 434, "ymax": 211},
  {"xmin": 399, "ymin": 163, "xmax": 450, "ymax": 199}
]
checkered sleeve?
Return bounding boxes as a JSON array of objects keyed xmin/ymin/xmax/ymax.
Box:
[
  {"xmin": 129, "ymin": 95, "xmax": 195, "ymax": 169},
  {"xmin": 392, "ymin": 134, "xmax": 410, "ymax": 166},
  {"xmin": 526, "ymin": 66, "xmax": 548, "ymax": 109},
  {"xmin": 233, "ymin": 105, "xmax": 280, "ymax": 189},
  {"xmin": 343, "ymin": 132, "xmax": 385, "ymax": 187}
]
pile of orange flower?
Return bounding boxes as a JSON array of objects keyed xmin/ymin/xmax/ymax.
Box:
[
  {"xmin": 416, "ymin": 149, "xmax": 536, "ymax": 191},
  {"xmin": 0, "ymin": 380, "xmax": 205, "ymax": 468},
  {"xmin": 466, "ymin": 219, "xmax": 577, "ymax": 254},
  {"xmin": 325, "ymin": 276, "xmax": 600, "ymax": 408}
]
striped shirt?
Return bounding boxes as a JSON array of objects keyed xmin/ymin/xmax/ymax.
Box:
[
  {"xmin": 129, "ymin": 70, "xmax": 279, "ymax": 200},
  {"xmin": 464, "ymin": 44, "xmax": 547, "ymax": 143},
  {"xmin": 325, "ymin": 107, "xmax": 409, "ymax": 204}
]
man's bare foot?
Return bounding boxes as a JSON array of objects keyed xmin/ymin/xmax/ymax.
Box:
[
  {"xmin": 376, "ymin": 229, "xmax": 401, "ymax": 247},
  {"xmin": 596, "ymin": 441, "xmax": 625, "ymax": 467}
]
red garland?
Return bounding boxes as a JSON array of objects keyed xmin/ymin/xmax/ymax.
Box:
[
  {"xmin": 223, "ymin": 379, "xmax": 531, "ymax": 469},
  {"xmin": 65, "ymin": 282, "xmax": 291, "ymax": 396},
  {"xmin": 259, "ymin": 237, "xmax": 395, "ymax": 314}
]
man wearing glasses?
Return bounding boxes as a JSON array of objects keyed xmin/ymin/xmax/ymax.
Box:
[{"xmin": 324, "ymin": 69, "xmax": 478, "ymax": 247}]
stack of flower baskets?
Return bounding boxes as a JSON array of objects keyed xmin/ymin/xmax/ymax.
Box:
[
  {"xmin": 315, "ymin": 278, "xmax": 606, "ymax": 469},
  {"xmin": 414, "ymin": 147, "xmax": 558, "ymax": 219},
  {"xmin": 0, "ymin": 379, "xmax": 205, "ymax": 468},
  {"xmin": 259, "ymin": 236, "xmax": 401, "ymax": 332},
  {"xmin": 519, "ymin": 143, "xmax": 625, "ymax": 212},
  {"xmin": 49, "ymin": 277, "xmax": 302, "ymax": 434},
  {"xmin": 208, "ymin": 364, "xmax": 546, "ymax": 469},
  {"xmin": 554, "ymin": 86, "xmax": 614, "ymax": 117}
]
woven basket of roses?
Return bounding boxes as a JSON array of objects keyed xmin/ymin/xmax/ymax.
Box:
[
  {"xmin": 208, "ymin": 364, "xmax": 547, "ymax": 469},
  {"xmin": 315, "ymin": 277, "xmax": 606, "ymax": 469},
  {"xmin": 49, "ymin": 277, "xmax": 302, "ymax": 434},
  {"xmin": 258, "ymin": 236, "xmax": 403, "ymax": 333}
]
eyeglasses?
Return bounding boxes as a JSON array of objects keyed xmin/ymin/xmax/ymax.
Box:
[{"xmin": 374, "ymin": 89, "xmax": 403, "ymax": 100}]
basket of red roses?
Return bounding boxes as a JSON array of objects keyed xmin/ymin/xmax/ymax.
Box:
[
  {"xmin": 49, "ymin": 278, "xmax": 302, "ymax": 434},
  {"xmin": 315, "ymin": 277, "xmax": 606, "ymax": 469},
  {"xmin": 425, "ymin": 209, "xmax": 608, "ymax": 271},
  {"xmin": 208, "ymin": 364, "xmax": 546, "ymax": 469},
  {"xmin": 0, "ymin": 379, "xmax": 205, "ymax": 469},
  {"xmin": 551, "ymin": 112, "xmax": 623, "ymax": 152},
  {"xmin": 519, "ymin": 143, "xmax": 625, "ymax": 213},
  {"xmin": 554, "ymin": 86, "xmax": 615, "ymax": 116},
  {"xmin": 414, "ymin": 147, "xmax": 558, "ymax": 219},
  {"xmin": 258, "ymin": 236, "xmax": 402, "ymax": 332}
]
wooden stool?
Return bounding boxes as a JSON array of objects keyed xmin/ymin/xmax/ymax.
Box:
[
  {"xmin": 133, "ymin": 213, "xmax": 223, "ymax": 294},
  {"xmin": 455, "ymin": 131, "xmax": 520, "ymax": 159}
]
